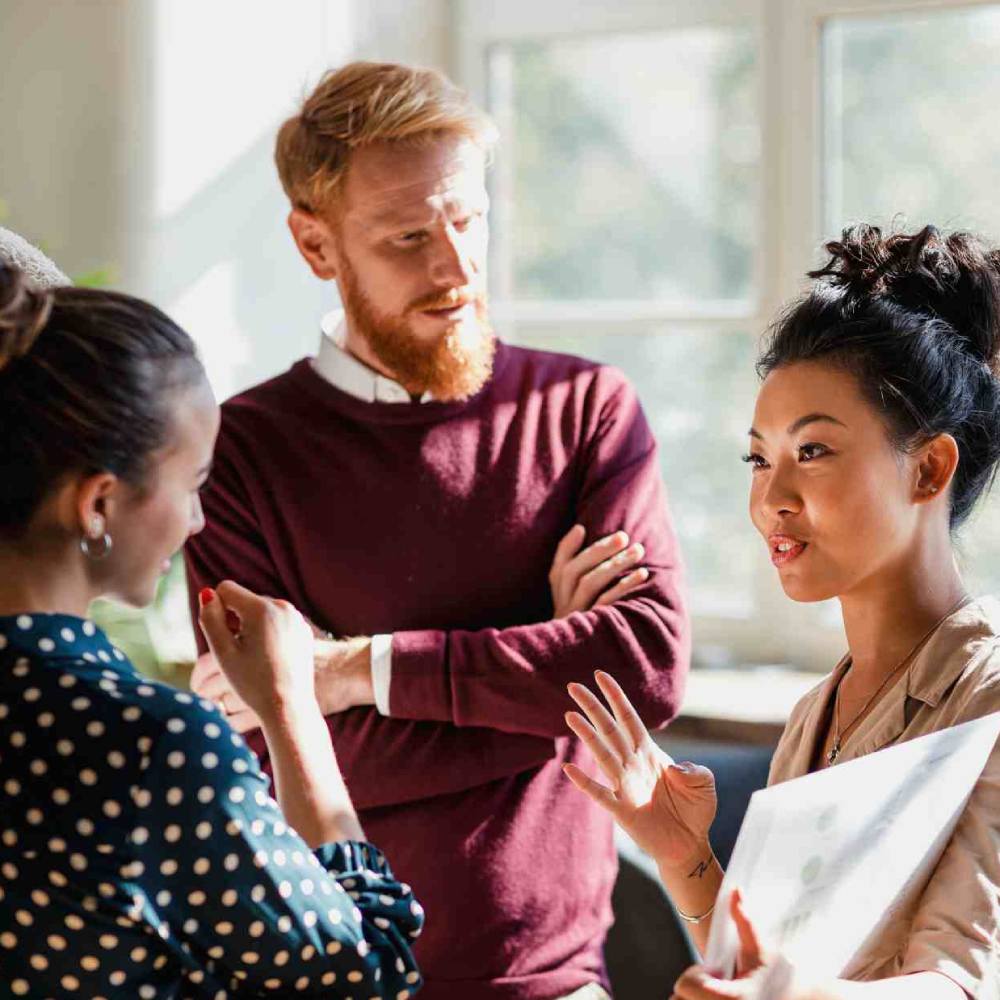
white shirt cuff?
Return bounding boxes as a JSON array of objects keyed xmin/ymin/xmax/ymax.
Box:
[{"xmin": 371, "ymin": 633, "xmax": 393, "ymax": 716}]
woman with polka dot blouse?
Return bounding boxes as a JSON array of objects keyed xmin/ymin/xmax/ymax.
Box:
[{"xmin": 0, "ymin": 265, "xmax": 424, "ymax": 997}]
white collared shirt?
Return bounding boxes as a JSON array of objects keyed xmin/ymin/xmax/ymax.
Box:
[
  {"xmin": 314, "ymin": 309, "xmax": 435, "ymax": 404},
  {"xmin": 310, "ymin": 309, "xmax": 426, "ymax": 715}
]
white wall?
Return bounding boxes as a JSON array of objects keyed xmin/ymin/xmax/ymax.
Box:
[{"xmin": 0, "ymin": 0, "xmax": 452, "ymax": 399}]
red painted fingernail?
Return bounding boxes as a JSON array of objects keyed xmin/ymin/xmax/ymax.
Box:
[{"xmin": 198, "ymin": 587, "xmax": 215, "ymax": 606}]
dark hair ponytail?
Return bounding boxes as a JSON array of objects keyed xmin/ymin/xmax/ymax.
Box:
[
  {"xmin": 758, "ymin": 224, "xmax": 1000, "ymax": 528},
  {"xmin": 0, "ymin": 265, "xmax": 204, "ymax": 538}
]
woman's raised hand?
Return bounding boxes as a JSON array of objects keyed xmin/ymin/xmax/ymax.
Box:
[
  {"xmin": 198, "ymin": 581, "xmax": 316, "ymax": 723},
  {"xmin": 564, "ymin": 670, "xmax": 718, "ymax": 868}
]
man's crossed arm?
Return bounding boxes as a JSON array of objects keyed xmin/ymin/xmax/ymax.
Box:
[{"xmin": 191, "ymin": 525, "xmax": 650, "ymax": 733}]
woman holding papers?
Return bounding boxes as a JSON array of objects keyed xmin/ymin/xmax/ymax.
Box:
[
  {"xmin": 566, "ymin": 225, "xmax": 1000, "ymax": 1000},
  {"xmin": 0, "ymin": 265, "xmax": 424, "ymax": 997}
]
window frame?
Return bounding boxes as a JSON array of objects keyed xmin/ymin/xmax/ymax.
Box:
[{"xmin": 453, "ymin": 0, "xmax": 1000, "ymax": 671}]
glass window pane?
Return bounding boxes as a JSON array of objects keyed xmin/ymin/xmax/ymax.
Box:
[
  {"xmin": 961, "ymin": 490, "xmax": 1000, "ymax": 595},
  {"xmin": 823, "ymin": 5, "xmax": 1000, "ymax": 596},
  {"xmin": 489, "ymin": 27, "xmax": 759, "ymax": 304},
  {"xmin": 513, "ymin": 328, "xmax": 759, "ymax": 615},
  {"xmin": 824, "ymin": 6, "xmax": 1000, "ymax": 237}
]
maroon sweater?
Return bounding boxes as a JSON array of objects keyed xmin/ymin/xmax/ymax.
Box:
[{"xmin": 185, "ymin": 340, "xmax": 689, "ymax": 999}]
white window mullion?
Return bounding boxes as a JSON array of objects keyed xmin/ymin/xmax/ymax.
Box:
[{"xmin": 485, "ymin": 47, "xmax": 516, "ymax": 305}]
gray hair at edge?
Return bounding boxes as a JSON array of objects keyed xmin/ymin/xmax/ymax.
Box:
[{"xmin": 0, "ymin": 227, "xmax": 70, "ymax": 289}]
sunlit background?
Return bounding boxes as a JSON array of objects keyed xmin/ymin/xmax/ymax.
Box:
[{"xmin": 3, "ymin": 0, "xmax": 1000, "ymax": 681}]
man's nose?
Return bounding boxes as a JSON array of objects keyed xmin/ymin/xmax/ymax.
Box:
[{"xmin": 428, "ymin": 230, "xmax": 475, "ymax": 288}]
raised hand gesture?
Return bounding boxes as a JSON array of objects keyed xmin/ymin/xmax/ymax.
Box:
[{"xmin": 563, "ymin": 670, "xmax": 717, "ymax": 869}]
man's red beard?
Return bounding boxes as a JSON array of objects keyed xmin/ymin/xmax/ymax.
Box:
[{"xmin": 337, "ymin": 254, "xmax": 496, "ymax": 403}]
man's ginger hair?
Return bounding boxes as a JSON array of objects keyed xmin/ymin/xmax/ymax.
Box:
[{"xmin": 275, "ymin": 61, "xmax": 497, "ymax": 216}]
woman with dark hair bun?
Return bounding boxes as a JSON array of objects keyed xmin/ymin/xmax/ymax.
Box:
[
  {"xmin": 0, "ymin": 265, "xmax": 423, "ymax": 997},
  {"xmin": 566, "ymin": 226, "xmax": 1000, "ymax": 1000}
]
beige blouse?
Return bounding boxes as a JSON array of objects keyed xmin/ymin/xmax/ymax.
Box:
[{"xmin": 768, "ymin": 597, "xmax": 1000, "ymax": 998}]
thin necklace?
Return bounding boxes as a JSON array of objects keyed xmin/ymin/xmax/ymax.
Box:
[{"xmin": 827, "ymin": 595, "xmax": 970, "ymax": 766}]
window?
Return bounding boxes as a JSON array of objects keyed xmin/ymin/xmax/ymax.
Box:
[
  {"xmin": 488, "ymin": 28, "xmax": 758, "ymax": 306},
  {"xmin": 457, "ymin": 0, "xmax": 1000, "ymax": 671},
  {"xmin": 823, "ymin": 6, "xmax": 1000, "ymax": 240}
]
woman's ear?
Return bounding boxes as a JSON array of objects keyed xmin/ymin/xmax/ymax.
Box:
[
  {"xmin": 73, "ymin": 472, "xmax": 120, "ymax": 540},
  {"xmin": 914, "ymin": 433, "xmax": 960, "ymax": 506},
  {"xmin": 287, "ymin": 209, "xmax": 340, "ymax": 281}
]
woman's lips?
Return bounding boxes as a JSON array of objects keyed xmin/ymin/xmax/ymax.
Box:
[{"xmin": 769, "ymin": 534, "xmax": 808, "ymax": 567}]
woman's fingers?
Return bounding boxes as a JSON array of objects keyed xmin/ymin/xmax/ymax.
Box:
[
  {"xmin": 593, "ymin": 567, "xmax": 650, "ymax": 608},
  {"xmin": 214, "ymin": 579, "xmax": 268, "ymax": 630},
  {"xmin": 567, "ymin": 681, "xmax": 634, "ymax": 762},
  {"xmin": 671, "ymin": 965, "xmax": 745, "ymax": 999},
  {"xmin": 189, "ymin": 650, "xmax": 220, "ymax": 691},
  {"xmin": 565, "ymin": 710, "xmax": 626, "ymax": 784},
  {"xmin": 197, "ymin": 588, "xmax": 237, "ymax": 662},
  {"xmin": 223, "ymin": 687, "xmax": 250, "ymax": 713},
  {"xmin": 191, "ymin": 669, "xmax": 232, "ymax": 702},
  {"xmin": 593, "ymin": 670, "xmax": 648, "ymax": 752},
  {"xmin": 224, "ymin": 607, "xmax": 243, "ymax": 636},
  {"xmin": 192, "ymin": 670, "xmax": 250, "ymax": 717},
  {"xmin": 731, "ymin": 888, "xmax": 764, "ymax": 975},
  {"xmin": 562, "ymin": 762, "xmax": 620, "ymax": 815},
  {"xmin": 226, "ymin": 706, "xmax": 263, "ymax": 735}
]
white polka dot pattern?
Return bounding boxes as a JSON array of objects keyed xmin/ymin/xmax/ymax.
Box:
[{"xmin": 0, "ymin": 613, "xmax": 423, "ymax": 997}]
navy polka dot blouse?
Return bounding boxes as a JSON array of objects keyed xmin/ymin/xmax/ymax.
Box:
[{"xmin": 0, "ymin": 613, "xmax": 423, "ymax": 998}]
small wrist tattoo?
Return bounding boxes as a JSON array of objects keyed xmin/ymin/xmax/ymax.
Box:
[{"xmin": 687, "ymin": 856, "xmax": 712, "ymax": 880}]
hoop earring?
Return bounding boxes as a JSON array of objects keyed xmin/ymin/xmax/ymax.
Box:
[{"xmin": 80, "ymin": 532, "xmax": 113, "ymax": 561}]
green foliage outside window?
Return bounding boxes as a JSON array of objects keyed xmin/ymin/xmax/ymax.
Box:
[{"xmin": 88, "ymin": 555, "xmax": 197, "ymax": 688}]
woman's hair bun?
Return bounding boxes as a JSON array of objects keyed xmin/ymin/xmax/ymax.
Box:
[
  {"xmin": 811, "ymin": 223, "xmax": 1000, "ymax": 370},
  {"xmin": 0, "ymin": 264, "xmax": 53, "ymax": 372}
]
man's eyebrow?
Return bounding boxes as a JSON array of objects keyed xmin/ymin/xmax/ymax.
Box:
[
  {"xmin": 358, "ymin": 186, "xmax": 490, "ymax": 230},
  {"xmin": 747, "ymin": 413, "xmax": 847, "ymax": 440},
  {"xmin": 364, "ymin": 207, "xmax": 437, "ymax": 231}
]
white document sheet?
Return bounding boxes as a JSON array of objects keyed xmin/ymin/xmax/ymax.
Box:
[{"xmin": 704, "ymin": 711, "xmax": 1000, "ymax": 984}]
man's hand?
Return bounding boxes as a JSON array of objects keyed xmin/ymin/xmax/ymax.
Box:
[
  {"xmin": 549, "ymin": 524, "xmax": 649, "ymax": 618},
  {"xmin": 190, "ymin": 634, "xmax": 375, "ymax": 732},
  {"xmin": 313, "ymin": 636, "xmax": 375, "ymax": 715}
]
